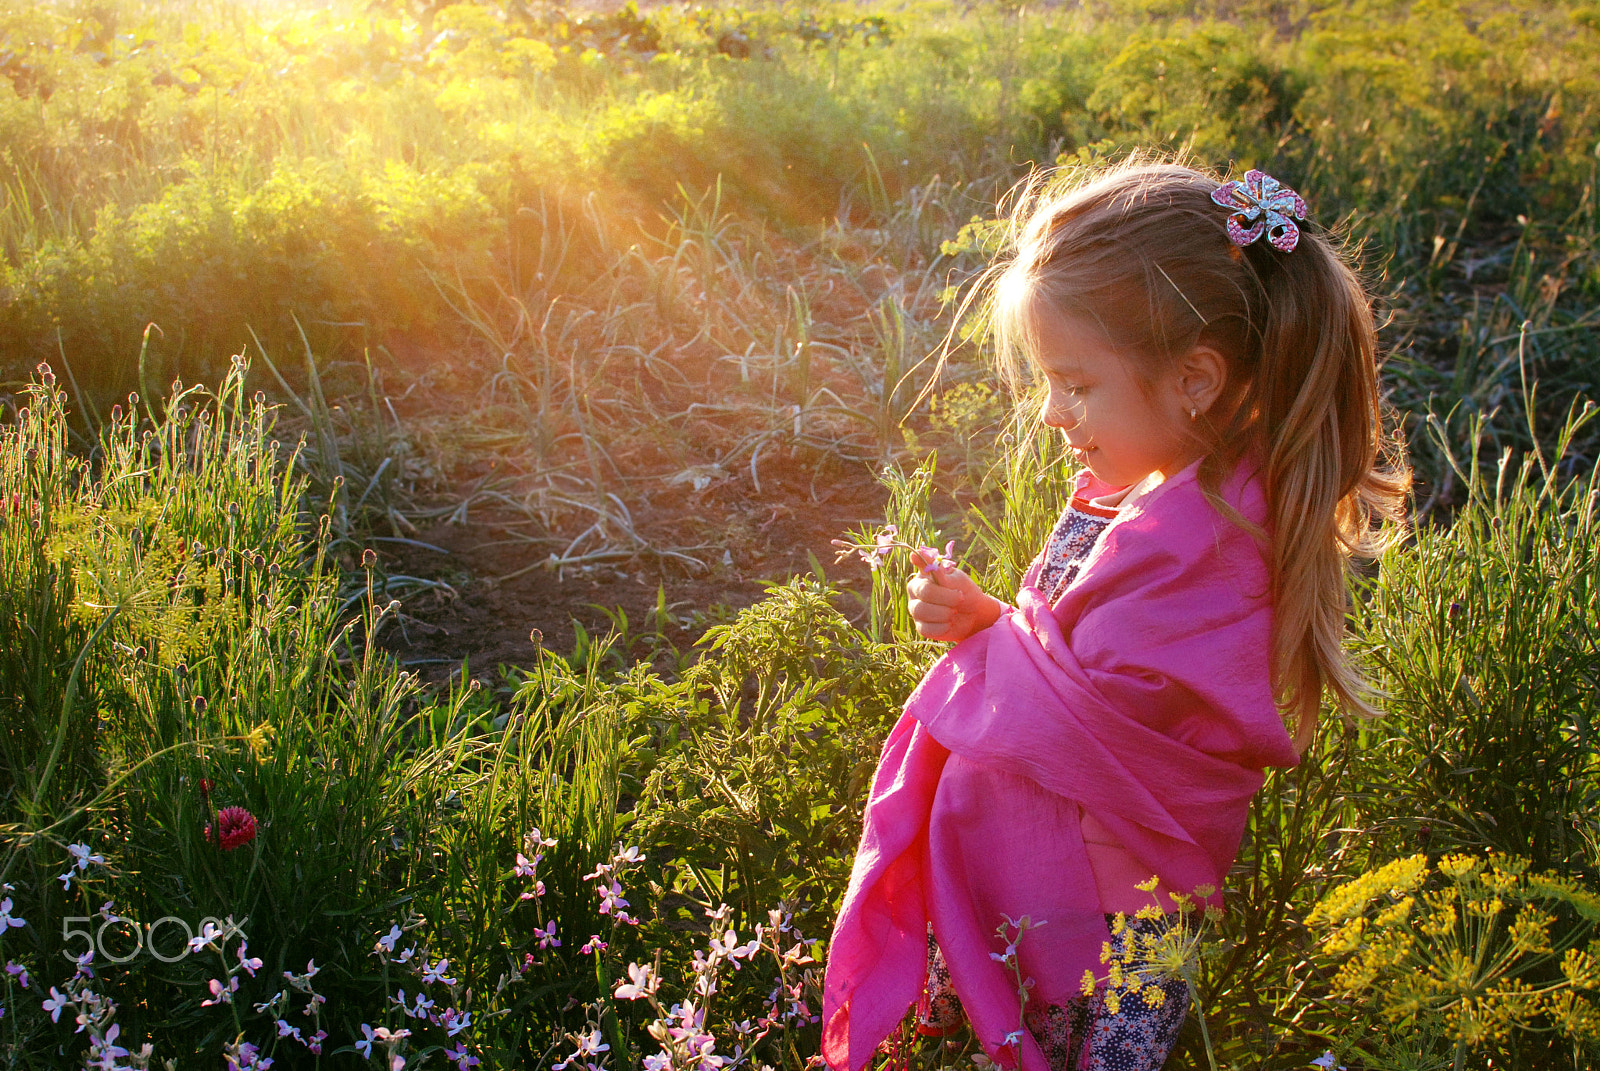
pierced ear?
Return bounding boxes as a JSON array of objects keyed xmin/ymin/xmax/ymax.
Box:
[{"xmin": 1177, "ymin": 344, "xmax": 1228, "ymax": 416}]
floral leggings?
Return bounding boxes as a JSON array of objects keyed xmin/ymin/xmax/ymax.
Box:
[{"xmin": 916, "ymin": 916, "xmax": 1190, "ymax": 1071}]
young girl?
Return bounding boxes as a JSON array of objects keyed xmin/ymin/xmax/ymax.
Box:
[{"xmin": 822, "ymin": 159, "xmax": 1410, "ymax": 1071}]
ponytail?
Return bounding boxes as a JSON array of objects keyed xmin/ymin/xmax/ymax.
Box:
[{"xmin": 1233, "ymin": 232, "xmax": 1411, "ymax": 750}]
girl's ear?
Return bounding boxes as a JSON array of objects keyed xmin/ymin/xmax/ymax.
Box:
[{"xmin": 1175, "ymin": 344, "xmax": 1228, "ymax": 417}]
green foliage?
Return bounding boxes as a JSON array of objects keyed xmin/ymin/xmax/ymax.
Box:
[
  {"xmin": 1350, "ymin": 406, "xmax": 1600, "ymax": 876},
  {"xmin": 631, "ymin": 576, "xmax": 921, "ymax": 930}
]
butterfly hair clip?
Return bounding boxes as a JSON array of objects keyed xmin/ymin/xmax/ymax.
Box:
[{"xmin": 1211, "ymin": 169, "xmax": 1309, "ymax": 252}]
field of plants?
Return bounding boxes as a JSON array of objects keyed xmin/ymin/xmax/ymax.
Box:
[{"xmin": 2, "ymin": 0, "xmax": 1599, "ymax": 1067}]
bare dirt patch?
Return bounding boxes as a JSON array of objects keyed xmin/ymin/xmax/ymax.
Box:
[{"xmin": 373, "ymin": 455, "xmax": 888, "ymax": 682}]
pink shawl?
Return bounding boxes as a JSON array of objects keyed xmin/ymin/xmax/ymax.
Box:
[{"xmin": 821, "ymin": 460, "xmax": 1300, "ymax": 1071}]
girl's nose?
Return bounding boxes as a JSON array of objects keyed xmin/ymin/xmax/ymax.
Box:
[{"xmin": 1042, "ymin": 393, "xmax": 1079, "ymax": 429}]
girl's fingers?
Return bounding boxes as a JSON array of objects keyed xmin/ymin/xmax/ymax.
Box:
[{"xmin": 907, "ymin": 575, "xmax": 961, "ymax": 607}]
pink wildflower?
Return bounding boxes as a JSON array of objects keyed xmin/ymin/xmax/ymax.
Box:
[{"xmin": 205, "ymin": 807, "xmax": 258, "ymax": 851}]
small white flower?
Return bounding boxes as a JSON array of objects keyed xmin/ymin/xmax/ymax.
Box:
[
  {"xmin": 41, "ymin": 986, "xmax": 70, "ymax": 1022},
  {"xmin": 66, "ymin": 843, "xmax": 105, "ymax": 872},
  {"xmin": 237, "ymin": 941, "xmax": 263, "ymax": 976},
  {"xmin": 614, "ymin": 962, "xmax": 660, "ymax": 1000},
  {"xmin": 201, "ymin": 976, "xmax": 238, "ymax": 1006},
  {"xmin": 188, "ymin": 922, "xmax": 223, "ymax": 953},
  {"xmin": 421, "ymin": 958, "xmax": 456, "ymax": 986},
  {"xmin": 573, "ymin": 1029, "xmax": 609, "ymax": 1057}
]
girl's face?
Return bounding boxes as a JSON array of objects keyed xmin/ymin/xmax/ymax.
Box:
[{"xmin": 1029, "ymin": 304, "xmax": 1203, "ymax": 488}]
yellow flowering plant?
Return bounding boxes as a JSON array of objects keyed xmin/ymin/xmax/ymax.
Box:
[
  {"xmin": 1084, "ymin": 877, "xmax": 1227, "ymax": 1071},
  {"xmin": 1306, "ymin": 852, "xmax": 1600, "ymax": 1070}
]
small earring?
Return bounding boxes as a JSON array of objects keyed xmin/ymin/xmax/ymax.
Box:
[{"xmin": 1188, "ymin": 406, "xmax": 1198, "ymax": 421}]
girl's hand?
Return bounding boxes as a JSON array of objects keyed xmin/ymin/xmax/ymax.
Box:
[{"xmin": 906, "ymin": 550, "xmax": 1004, "ymax": 642}]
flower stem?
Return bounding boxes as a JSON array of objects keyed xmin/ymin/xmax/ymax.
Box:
[{"xmin": 1189, "ymin": 979, "xmax": 1219, "ymax": 1071}]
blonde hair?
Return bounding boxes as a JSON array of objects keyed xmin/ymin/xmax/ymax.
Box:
[{"xmin": 979, "ymin": 156, "xmax": 1410, "ymax": 752}]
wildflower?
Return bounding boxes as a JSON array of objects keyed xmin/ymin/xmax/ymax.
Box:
[
  {"xmin": 613, "ymin": 844, "xmax": 644, "ymax": 866},
  {"xmin": 715, "ymin": 931, "xmax": 761, "ymax": 966},
  {"xmin": 202, "ymin": 976, "xmax": 239, "ymax": 1006},
  {"xmin": 831, "ymin": 525, "xmax": 900, "ymax": 570},
  {"xmin": 376, "ymin": 925, "xmax": 403, "ymax": 954},
  {"xmin": 224, "ymin": 1039, "xmax": 273, "ymax": 1070},
  {"xmin": 918, "ymin": 541, "xmax": 958, "ymax": 574},
  {"xmin": 515, "ymin": 853, "xmax": 539, "ymax": 878},
  {"xmin": 356, "ymin": 1024, "xmax": 411, "ymax": 1058},
  {"xmin": 525, "ymin": 828, "xmax": 558, "ymax": 852},
  {"xmin": 87, "ymin": 1022, "xmax": 130, "ymax": 1070},
  {"xmin": 275, "ymin": 1019, "xmax": 302, "ymax": 1042},
  {"xmin": 42, "ymin": 986, "xmax": 70, "ymax": 1022},
  {"xmin": 98, "ymin": 901, "xmax": 117, "ymax": 923},
  {"xmin": 283, "ymin": 959, "xmax": 321, "ymax": 991},
  {"xmin": 74, "ymin": 949, "xmax": 96, "ymax": 980},
  {"xmin": 67, "ymin": 843, "xmax": 105, "ymax": 872},
  {"xmin": 5, "ymin": 961, "xmax": 29, "ymax": 988},
  {"xmin": 205, "ymin": 806, "xmax": 258, "ymax": 851},
  {"xmin": 0, "ymin": 899, "xmax": 24, "ymax": 930},
  {"xmin": 534, "ymin": 920, "xmax": 561, "ymax": 949},
  {"xmin": 189, "ymin": 921, "xmax": 224, "ymax": 953},
  {"xmin": 575, "ymin": 1029, "xmax": 610, "ymax": 1057},
  {"xmin": 447, "ymin": 1042, "xmax": 481, "ymax": 1069},
  {"xmin": 399, "ymin": 991, "xmax": 435, "ymax": 1019},
  {"xmin": 1310, "ymin": 1055, "xmax": 1347, "ymax": 1071},
  {"xmin": 580, "ymin": 935, "xmax": 608, "ymax": 955},
  {"xmin": 421, "ymin": 958, "xmax": 457, "ymax": 986},
  {"xmin": 57, "ymin": 871, "xmax": 76, "ymax": 892},
  {"xmin": 237, "ymin": 941, "xmax": 263, "ymax": 976},
  {"xmin": 305, "ymin": 1029, "xmax": 328, "ymax": 1054},
  {"xmin": 441, "ymin": 1007, "xmax": 472, "ymax": 1036},
  {"xmin": 72, "ymin": 991, "xmax": 102, "ymax": 1034},
  {"xmin": 615, "ymin": 962, "xmax": 661, "ymax": 1000},
  {"xmin": 597, "ymin": 879, "xmax": 629, "ymax": 916}
]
